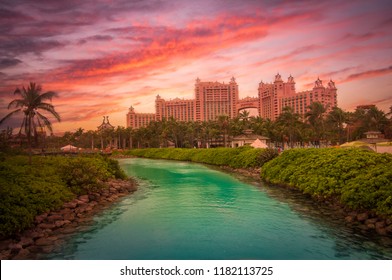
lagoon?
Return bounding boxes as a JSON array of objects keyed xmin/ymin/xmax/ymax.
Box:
[{"xmin": 48, "ymin": 158, "xmax": 392, "ymax": 259}]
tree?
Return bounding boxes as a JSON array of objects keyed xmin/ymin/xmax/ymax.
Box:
[
  {"xmin": 0, "ymin": 82, "xmax": 61, "ymax": 163},
  {"xmin": 325, "ymin": 107, "xmax": 347, "ymax": 144},
  {"xmin": 305, "ymin": 102, "xmax": 326, "ymax": 144},
  {"xmin": 276, "ymin": 106, "xmax": 303, "ymax": 148}
]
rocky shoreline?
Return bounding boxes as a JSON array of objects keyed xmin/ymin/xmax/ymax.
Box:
[
  {"xmin": 0, "ymin": 178, "xmax": 137, "ymax": 260},
  {"xmin": 222, "ymin": 166, "xmax": 392, "ymax": 239}
]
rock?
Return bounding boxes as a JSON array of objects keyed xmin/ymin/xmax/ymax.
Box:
[
  {"xmin": 385, "ymin": 225, "xmax": 392, "ymax": 234},
  {"xmin": 0, "ymin": 239, "xmax": 12, "ymax": 251},
  {"xmin": 375, "ymin": 221, "xmax": 386, "ymax": 229},
  {"xmin": 41, "ymin": 245, "xmax": 54, "ymax": 254},
  {"xmin": 47, "ymin": 215, "xmax": 63, "ymax": 222},
  {"xmin": 78, "ymin": 195, "xmax": 90, "ymax": 203},
  {"xmin": 35, "ymin": 236, "xmax": 58, "ymax": 246},
  {"xmin": 376, "ymin": 227, "xmax": 388, "ymax": 236},
  {"xmin": 35, "ymin": 213, "xmax": 48, "ymax": 224},
  {"xmin": 345, "ymin": 216, "xmax": 354, "ymax": 223},
  {"xmin": 8, "ymin": 243, "xmax": 23, "ymax": 251},
  {"xmin": 54, "ymin": 220, "xmax": 66, "ymax": 228},
  {"xmin": 63, "ymin": 213, "xmax": 75, "ymax": 221},
  {"xmin": 12, "ymin": 248, "xmax": 30, "ymax": 260},
  {"xmin": 63, "ymin": 201, "xmax": 78, "ymax": 209},
  {"xmin": 0, "ymin": 249, "xmax": 12, "ymax": 260},
  {"xmin": 357, "ymin": 213, "xmax": 369, "ymax": 222},
  {"xmin": 38, "ymin": 223, "xmax": 55, "ymax": 230},
  {"xmin": 367, "ymin": 223, "xmax": 375, "ymax": 229},
  {"xmin": 19, "ymin": 237, "xmax": 34, "ymax": 248},
  {"xmin": 365, "ymin": 218, "xmax": 378, "ymax": 225},
  {"xmin": 385, "ymin": 219, "xmax": 392, "ymax": 226},
  {"xmin": 76, "ymin": 200, "xmax": 87, "ymax": 206}
]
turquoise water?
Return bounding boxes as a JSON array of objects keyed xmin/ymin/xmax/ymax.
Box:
[{"xmin": 49, "ymin": 158, "xmax": 392, "ymax": 259}]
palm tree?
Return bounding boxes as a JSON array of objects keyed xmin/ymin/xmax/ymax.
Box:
[
  {"xmin": 0, "ymin": 82, "xmax": 61, "ymax": 163},
  {"xmin": 305, "ymin": 102, "xmax": 326, "ymax": 145},
  {"xmin": 325, "ymin": 107, "xmax": 347, "ymax": 144}
]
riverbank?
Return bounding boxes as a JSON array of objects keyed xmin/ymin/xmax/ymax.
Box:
[
  {"xmin": 119, "ymin": 147, "xmax": 392, "ymax": 238},
  {"xmin": 0, "ymin": 178, "xmax": 137, "ymax": 260}
]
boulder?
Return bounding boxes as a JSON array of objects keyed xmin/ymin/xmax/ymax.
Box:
[
  {"xmin": 12, "ymin": 248, "xmax": 30, "ymax": 260},
  {"xmin": 356, "ymin": 213, "xmax": 368, "ymax": 222},
  {"xmin": 47, "ymin": 215, "xmax": 63, "ymax": 222},
  {"xmin": 63, "ymin": 201, "xmax": 78, "ymax": 209},
  {"xmin": 365, "ymin": 218, "xmax": 378, "ymax": 225}
]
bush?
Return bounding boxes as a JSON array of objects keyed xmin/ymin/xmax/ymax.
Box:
[
  {"xmin": 261, "ymin": 148, "xmax": 392, "ymax": 217},
  {"xmin": 0, "ymin": 155, "xmax": 127, "ymax": 237}
]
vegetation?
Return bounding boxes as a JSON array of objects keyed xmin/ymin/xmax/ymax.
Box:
[
  {"xmin": 119, "ymin": 146, "xmax": 278, "ymax": 169},
  {"xmin": 0, "ymin": 82, "xmax": 61, "ymax": 164},
  {"xmin": 261, "ymin": 148, "xmax": 392, "ymax": 217},
  {"xmin": 0, "ymin": 155, "xmax": 127, "ymax": 237}
]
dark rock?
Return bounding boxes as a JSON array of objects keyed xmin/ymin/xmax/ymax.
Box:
[
  {"xmin": 345, "ymin": 216, "xmax": 354, "ymax": 223},
  {"xmin": 12, "ymin": 248, "xmax": 30, "ymax": 260},
  {"xmin": 375, "ymin": 221, "xmax": 386, "ymax": 229},
  {"xmin": 35, "ymin": 213, "xmax": 48, "ymax": 224},
  {"xmin": 19, "ymin": 237, "xmax": 34, "ymax": 248},
  {"xmin": 47, "ymin": 215, "xmax": 63, "ymax": 222},
  {"xmin": 376, "ymin": 227, "xmax": 388, "ymax": 236},
  {"xmin": 78, "ymin": 195, "xmax": 90, "ymax": 203},
  {"xmin": 367, "ymin": 223, "xmax": 375, "ymax": 229},
  {"xmin": 63, "ymin": 201, "xmax": 78, "ymax": 209},
  {"xmin": 0, "ymin": 239, "xmax": 12, "ymax": 251},
  {"xmin": 8, "ymin": 243, "xmax": 23, "ymax": 251},
  {"xmin": 365, "ymin": 218, "xmax": 378, "ymax": 225},
  {"xmin": 357, "ymin": 213, "xmax": 369, "ymax": 222},
  {"xmin": 37, "ymin": 223, "xmax": 55, "ymax": 230}
]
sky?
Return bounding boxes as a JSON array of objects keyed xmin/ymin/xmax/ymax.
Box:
[{"xmin": 0, "ymin": 0, "xmax": 391, "ymax": 134}]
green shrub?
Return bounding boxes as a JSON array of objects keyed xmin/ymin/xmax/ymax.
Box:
[
  {"xmin": 261, "ymin": 148, "xmax": 392, "ymax": 217},
  {"xmin": 0, "ymin": 154, "xmax": 128, "ymax": 237}
]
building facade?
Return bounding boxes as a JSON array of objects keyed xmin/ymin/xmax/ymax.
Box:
[
  {"xmin": 258, "ymin": 74, "xmax": 337, "ymax": 120},
  {"xmin": 155, "ymin": 95, "xmax": 195, "ymax": 122},
  {"xmin": 126, "ymin": 106, "xmax": 156, "ymax": 129},
  {"xmin": 194, "ymin": 77, "xmax": 239, "ymax": 121},
  {"xmin": 126, "ymin": 75, "xmax": 337, "ymax": 128}
]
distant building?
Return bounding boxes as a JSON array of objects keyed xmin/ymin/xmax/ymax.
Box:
[
  {"xmin": 258, "ymin": 74, "xmax": 337, "ymax": 120},
  {"xmin": 126, "ymin": 107, "xmax": 155, "ymax": 129},
  {"xmin": 155, "ymin": 95, "xmax": 195, "ymax": 122},
  {"xmin": 231, "ymin": 129, "xmax": 269, "ymax": 148},
  {"xmin": 126, "ymin": 75, "xmax": 338, "ymax": 128},
  {"xmin": 194, "ymin": 77, "xmax": 239, "ymax": 121}
]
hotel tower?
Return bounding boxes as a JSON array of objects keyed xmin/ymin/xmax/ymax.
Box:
[{"xmin": 126, "ymin": 75, "xmax": 337, "ymax": 129}]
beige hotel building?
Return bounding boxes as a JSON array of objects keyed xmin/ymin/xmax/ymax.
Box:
[{"xmin": 126, "ymin": 75, "xmax": 337, "ymax": 129}]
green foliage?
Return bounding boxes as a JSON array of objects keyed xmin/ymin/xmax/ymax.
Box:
[
  {"xmin": 0, "ymin": 155, "xmax": 127, "ymax": 237},
  {"xmin": 122, "ymin": 146, "xmax": 277, "ymax": 169},
  {"xmin": 261, "ymin": 148, "xmax": 392, "ymax": 217}
]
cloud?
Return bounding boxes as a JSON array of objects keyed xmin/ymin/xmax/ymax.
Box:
[
  {"xmin": 0, "ymin": 58, "xmax": 22, "ymax": 69},
  {"xmin": 341, "ymin": 66, "xmax": 392, "ymax": 83}
]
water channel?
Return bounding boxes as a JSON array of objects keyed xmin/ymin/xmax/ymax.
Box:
[{"xmin": 48, "ymin": 158, "xmax": 392, "ymax": 259}]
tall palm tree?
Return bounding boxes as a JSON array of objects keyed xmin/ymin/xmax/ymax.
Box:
[
  {"xmin": 0, "ymin": 82, "xmax": 61, "ymax": 163},
  {"xmin": 305, "ymin": 102, "xmax": 326, "ymax": 144}
]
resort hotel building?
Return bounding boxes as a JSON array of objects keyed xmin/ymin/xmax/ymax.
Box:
[{"xmin": 126, "ymin": 74, "xmax": 337, "ymax": 129}]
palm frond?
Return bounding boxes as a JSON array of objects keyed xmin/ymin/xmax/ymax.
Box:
[
  {"xmin": 8, "ymin": 99, "xmax": 27, "ymax": 109},
  {"xmin": 36, "ymin": 112, "xmax": 54, "ymax": 133},
  {"xmin": 36, "ymin": 103, "xmax": 61, "ymax": 121},
  {"xmin": 39, "ymin": 91, "xmax": 57, "ymax": 101},
  {"xmin": 0, "ymin": 109, "xmax": 22, "ymax": 125}
]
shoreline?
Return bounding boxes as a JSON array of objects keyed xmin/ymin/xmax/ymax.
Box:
[
  {"xmin": 221, "ymin": 165, "xmax": 392, "ymax": 239},
  {"xmin": 0, "ymin": 178, "xmax": 137, "ymax": 260}
]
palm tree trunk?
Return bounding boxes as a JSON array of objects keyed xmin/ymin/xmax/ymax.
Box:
[{"xmin": 28, "ymin": 115, "xmax": 32, "ymax": 164}]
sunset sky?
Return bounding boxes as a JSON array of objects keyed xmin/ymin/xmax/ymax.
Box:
[{"xmin": 0, "ymin": 0, "xmax": 391, "ymax": 133}]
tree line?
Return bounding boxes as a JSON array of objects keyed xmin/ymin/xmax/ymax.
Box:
[{"xmin": 1, "ymin": 82, "xmax": 391, "ymax": 152}]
